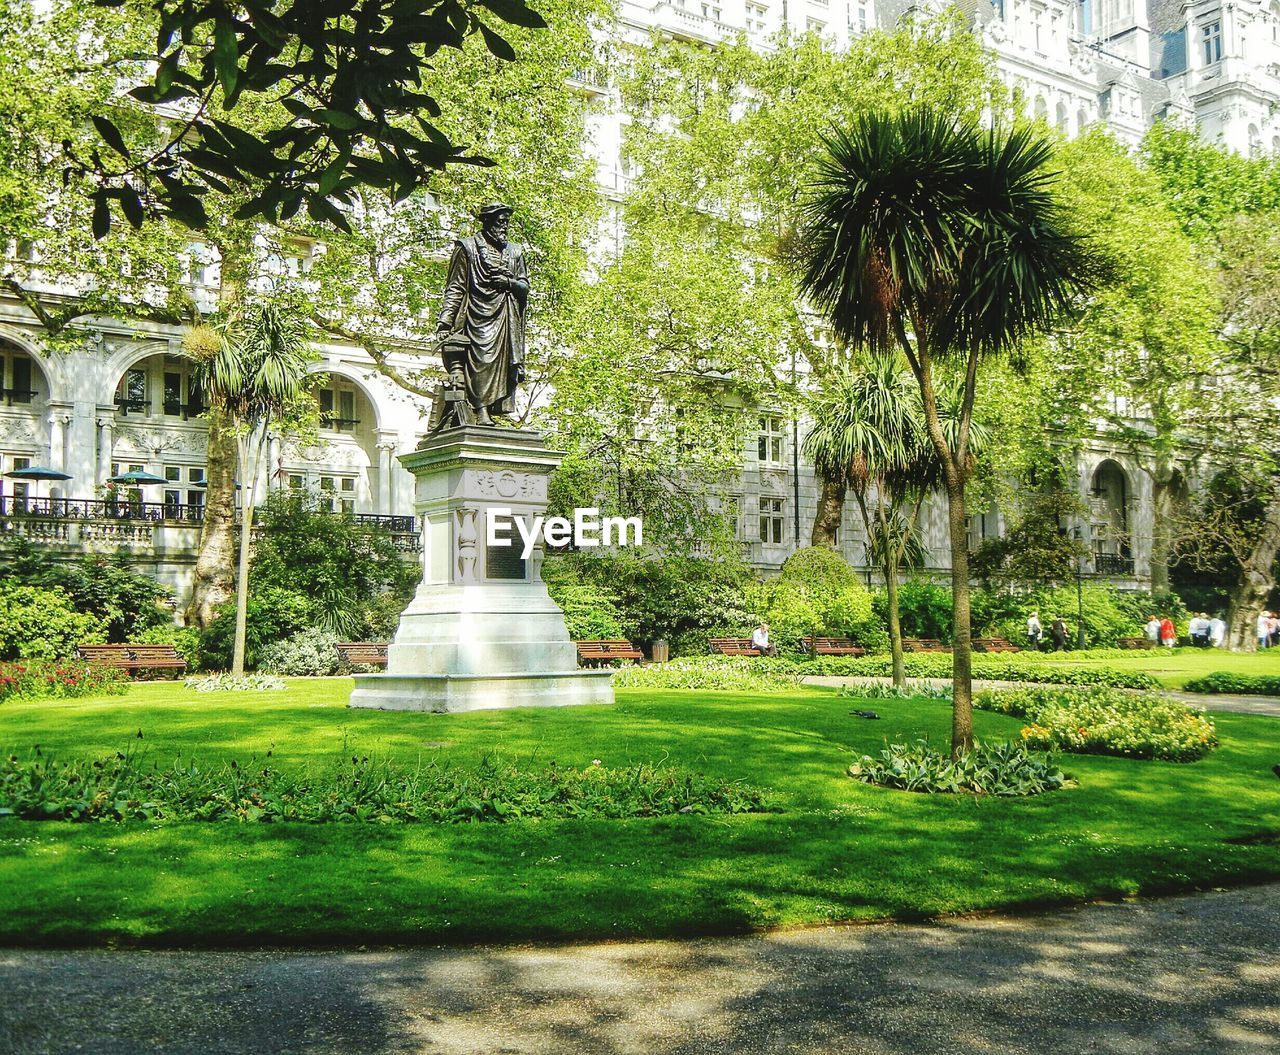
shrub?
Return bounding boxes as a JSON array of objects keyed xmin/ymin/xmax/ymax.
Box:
[
  {"xmin": 838, "ymin": 682, "xmax": 952, "ymax": 701},
  {"xmin": 0, "ymin": 583, "xmax": 107, "ymax": 661},
  {"xmin": 973, "ymin": 584, "xmax": 1189, "ymax": 649},
  {"xmin": 807, "ymin": 653, "xmax": 1160, "ymax": 689},
  {"xmin": 849, "ymin": 739, "xmax": 1067, "ymax": 795},
  {"xmin": 750, "ymin": 547, "xmax": 884, "ymax": 652},
  {"xmin": 132, "ymin": 624, "xmax": 203, "ymax": 668},
  {"xmin": 3, "ymin": 541, "xmax": 173, "ymax": 642},
  {"xmin": 0, "ymin": 660, "xmax": 128, "ymax": 703},
  {"xmin": 611, "ymin": 655, "xmax": 803, "ymax": 692},
  {"xmin": 0, "ymin": 751, "xmax": 772, "ymax": 823},
  {"xmin": 541, "ymin": 565, "xmax": 628, "ymax": 641},
  {"xmin": 197, "ymin": 587, "xmax": 314, "ymax": 671},
  {"xmin": 258, "ymin": 629, "xmax": 343, "ymax": 677},
  {"xmin": 1183, "ymin": 672, "xmax": 1280, "ymax": 696},
  {"xmin": 975, "ymin": 686, "xmax": 1217, "ymax": 762},
  {"xmin": 877, "ymin": 578, "xmax": 953, "ymax": 642},
  {"xmin": 185, "ymin": 673, "xmax": 287, "ymax": 692}
]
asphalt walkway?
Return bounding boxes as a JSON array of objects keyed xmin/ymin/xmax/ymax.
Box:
[{"xmin": 3, "ymin": 884, "xmax": 1280, "ymax": 1054}]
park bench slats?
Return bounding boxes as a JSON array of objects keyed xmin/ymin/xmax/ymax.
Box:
[
  {"xmin": 804, "ymin": 636, "xmax": 865, "ymax": 657},
  {"xmin": 710, "ymin": 637, "xmax": 762, "ymax": 657},
  {"xmin": 973, "ymin": 637, "xmax": 1020, "ymax": 653},
  {"xmin": 76, "ymin": 644, "xmax": 187, "ymax": 675},
  {"xmin": 902, "ymin": 638, "xmax": 951, "ymax": 653},
  {"xmin": 335, "ymin": 642, "xmax": 389, "ymax": 667},
  {"xmin": 575, "ymin": 640, "xmax": 643, "ymax": 666}
]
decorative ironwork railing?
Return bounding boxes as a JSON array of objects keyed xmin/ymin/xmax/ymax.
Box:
[{"xmin": 1094, "ymin": 553, "xmax": 1135, "ymax": 576}]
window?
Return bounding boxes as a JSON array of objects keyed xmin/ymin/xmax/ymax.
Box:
[
  {"xmin": 758, "ymin": 414, "xmax": 786, "ymax": 466},
  {"xmin": 759, "ymin": 497, "xmax": 785, "ymax": 544},
  {"xmin": 116, "ymin": 368, "xmax": 149, "ymax": 415},
  {"xmin": 288, "ymin": 473, "xmax": 306, "ymax": 492},
  {"xmin": 318, "ymin": 386, "xmax": 360, "ymax": 432},
  {"xmin": 1201, "ymin": 20, "xmax": 1222, "ymax": 64},
  {"xmin": 320, "ymin": 475, "xmax": 356, "ymax": 515},
  {"xmin": 9, "ymin": 456, "xmax": 30, "ymax": 508}
]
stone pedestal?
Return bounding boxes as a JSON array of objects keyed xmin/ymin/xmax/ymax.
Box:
[{"xmin": 349, "ymin": 427, "xmax": 614, "ymax": 713}]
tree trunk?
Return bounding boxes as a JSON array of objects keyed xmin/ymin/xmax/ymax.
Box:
[
  {"xmin": 1225, "ymin": 485, "xmax": 1280, "ymax": 651},
  {"xmin": 883, "ymin": 552, "xmax": 905, "ymax": 686},
  {"xmin": 231, "ymin": 429, "xmax": 265, "ymax": 677},
  {"xmin": 1149, "ymin": 466, "xmax": 1183, "ymax": 595},
  {"xmin": 811, "ymin": 475, "xmax": 846, "ymax": 547},
  {"xmin": 945, "ymin": 479, "xmax": 974, "ymax": 754},
  {"xmin": 186, "ymin": 405, "xmax": 238, "ymax": 627}
]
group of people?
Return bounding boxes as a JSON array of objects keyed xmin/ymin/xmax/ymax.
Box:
[
  {"xmin": 1025, "ymin": 612, "xmax": 1072, "ymax": 651},
  {"xmin": 1145, "ymin": 614, "xmax": 1226, "ymax": 648},
  {"xmin": 1256, "ymin": 612, "xmax": 1280, "ymax": 650}
]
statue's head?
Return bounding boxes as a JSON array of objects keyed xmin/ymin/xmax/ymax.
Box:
[{"xmin": 478, "ymin": 202, "xmax": 513, "ymax": 244}]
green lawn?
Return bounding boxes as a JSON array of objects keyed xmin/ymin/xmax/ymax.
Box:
[
  {"xmin": 1008, "ymin": 647, "xmax": 1280, "ymax": 688},
  {"xmin": 1, "ymin": 677, "xmax": 1278, "ymax": 947}
]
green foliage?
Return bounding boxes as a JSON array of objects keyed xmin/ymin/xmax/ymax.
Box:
[
  {"xmin": 875, "ymin": 578, "xmax": 953, "ymax": 642},
  {"xmin": 3, "ymin": 541, "xmax": 172, "ymax": 642},
  {"xmin": 184, "ymin": 673, "xmax": 287, "ymax": 693},
  {"xmin": 251, "ymin": 493, "xmax": 417, "ymax": 637},
  {"xmin": 544, "ymin": 553, "xmax": 754, "ymax": 657},
  {"xmin": 970, "ymin": 491, "xmax": 1089, "ymax": 588},
  {"xmin": 838, "ymin": 682, "xmax": 952, "ymax": 701},
  {"xmin": 0, "ymin": 750, "xmax": 771, "ymax": 823},
  {"xmin": 808, "ymin": 652, "xmax": 1161, "ymax": 689},
  {"xmin": 131, "ymin": 624, "xmax": 202, "ymax": 667},
  {"xmin": 257, "ymin": 630, "xmax": 343, "ymax": 678},
  {"xmin": 541, "ymin": 562, "xmax": 627, "ymax": 640},
  {"xmin": 973, "ymin": 583, "xmax": 1187, "ymax": 649},
  {"xmin": 0, "ymin": 661, "xmax": 127, "ymax": 703},
  {"xmin": 0, "ymin": 583, "xmax": 107, "ymax": 661},
  {"xmin": 1183, "ymin": 672, "xmax": 1280, "ymax": 696},
  {"xmin": 611, "ymin": 656, "xmax": 804, "ymax": 692},
  {"xmin": 976, "ymin": 686, "xmax": 1218, "ymax": 762},
  {"xmin": 849, "ymin": 739, "xmax": 1067, "ymax": 796},
  {"xmin": 747, "ymin": 547, "xmax": 882, "ymax": 652},
  {"xmin": 197, "ymin": 587, "xmax": 313, "ymax": 671}
]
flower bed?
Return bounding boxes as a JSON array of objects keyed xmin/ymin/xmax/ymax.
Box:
[
  {"xmin": 612, "ymin": 655, "xmax": 804, "ymax": 692},
  {"xmin": 0, "ymin": 661, "xmax": 127, "ymax": 703},
  {"xmin": 0, "ymin": 751, "xmax": 772, "ymax": 823},
  {"xmin": 803, "ymin": 652, "xmax": 1160, "ymax": 689},
  {"xmin": 1183, "ymin": 672, "xmax": 1280, "ymax": 696},
  {"xmin": 975, "ymin": 686, "xmax": 1217, "ymax": 762},
  {"xmin": 849, "ymin": 739, "xmax": 1067, "ymax": 796}
]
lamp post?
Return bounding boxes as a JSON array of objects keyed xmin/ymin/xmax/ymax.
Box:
[{"xmin": 1074, "ymin": 526, "xmax": 1087, "ymax": 650}]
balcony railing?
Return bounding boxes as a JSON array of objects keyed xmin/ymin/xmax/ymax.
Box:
[
  {"xmin": 1, "ymin": 388, "xmax": 37, "ymax": 405},
  {"xmin": 1094, "ymin": 553, "xmax": 1135, "ymax": 576},
  {"xmin": 320, "ymin": 413, "xmax": 362, "ymax": 431},
  {"xmin": 0, "ymin": 497, "xmax": 415, "ymax": 534},
  {"xmin": 114, "ymin": 397, "xmax": 149, "ymax": 415}
]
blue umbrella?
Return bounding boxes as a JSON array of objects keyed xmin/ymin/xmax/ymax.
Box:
[
  {"xmin": 109, "ymin": 470, "xmax": 170, "ymax": 485},
  {"xmin": 5, "ymin": 466, "xmax": 72, "ymax": 481}
]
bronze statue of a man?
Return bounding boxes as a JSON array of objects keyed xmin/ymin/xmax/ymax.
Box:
[{"xmin": 435, "ymin": 202, "xmax": 529, "ymax": 427}]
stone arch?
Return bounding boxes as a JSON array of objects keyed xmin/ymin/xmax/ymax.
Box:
[
  {"xmin": 307, "ymin": 359, "xmax": 388, "ymax": 434},
  {"xmin": 1056, "ymin": 100, "xmax": 1069, "ymax": 133},
  {"xmin": 1034, "ymin": 96, "xmax": 1049, "ymax": 122},
  {"xmin": 0, "ymin": 324, "xmax": 62, "ymax": 403},
  {"xmin": 1089, "ymin": 459, "xmax": 1132, "ymax": 569}
]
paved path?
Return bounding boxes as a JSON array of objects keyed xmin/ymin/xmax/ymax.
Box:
[
  {"xmin": 806, "ymin": 676, "xmax": 1280, "ymax": 717},
  {"xmin": 3, "ymin": 884, "xmax": 1280, "ymax": 1055}
]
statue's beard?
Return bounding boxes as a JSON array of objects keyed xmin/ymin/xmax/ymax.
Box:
[{"xmin": 483, "ymin": 228, "xmax": 508, "ymax": 249}]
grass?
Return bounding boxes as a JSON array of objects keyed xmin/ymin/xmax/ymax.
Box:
[{"xmin": 1, "ymin": 676, "xmax": 1278, "ymax": 947}]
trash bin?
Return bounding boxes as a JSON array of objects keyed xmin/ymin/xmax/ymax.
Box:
[{"xmin": 651, "ymin": 639, "xmax": 669, "ymax": 664}]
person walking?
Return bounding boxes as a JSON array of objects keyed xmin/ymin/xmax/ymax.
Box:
[
  {"xmin": 1050, "ymin": 615, "xmax": 1068, "ymax": 651},
  {"xmin": 1145, "ymin": 616, "xmax": 1161, "ymax": 644},
  {"xmin": 1258, "ymin": 611, "xmax": 1272, "ymax": 651},
  {"xmin": 1189, "ymin": 613, "xmax": 1210, "ymax": 648},
  {"xmin": 1209, "ymin": 615, "xmax": 1226, "ymax": 649},
  {"xmin": 1159, "ymin": 615, "xmax": 1177, "ymax": 649},
  {"xmin": 1026, "ymin": 611, "xmax": 1043, "ymax": 651}
]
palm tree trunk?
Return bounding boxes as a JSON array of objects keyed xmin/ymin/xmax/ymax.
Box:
[
  {"xmin": 811, "ymin": 475, "xmax": 846, "ymax": 547},
  {"xmin": 231, "ymin": 428, "xmax": 264, "ymax": 676},
  {"xmin": 883, "ymin": 550, "xmax": 905, "ymax": 686},
  {"xmin": 945, "ymin": 479, "xmax": 974, "ymax": 753},
  {"xmin": 186, "ymin": 405, "xmax": 238, "ymax": 627}
]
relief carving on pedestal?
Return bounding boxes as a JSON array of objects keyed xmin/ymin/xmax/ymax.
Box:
[{"xmin": 473, "ymin": 469, "xmax": 545, "ymax": 501}]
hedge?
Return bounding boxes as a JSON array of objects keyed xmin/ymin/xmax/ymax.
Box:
[{"xmin": 1182, "ymin": 672, "xmax": 1280, "ymax": 696}]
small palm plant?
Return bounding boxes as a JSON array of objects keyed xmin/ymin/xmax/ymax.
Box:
[
  {"xmin": 799, "ymin": 110, "xmax": 1095, "ymax": 753},
  {"xmin": 187, "ymin": 301, "xmax": 315, "ymax": 676}
]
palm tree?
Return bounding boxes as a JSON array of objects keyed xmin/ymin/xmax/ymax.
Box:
[
  {"xmin": 806, "ymin": 354, "xmax": 987, "ymax": 687},
  {"xmin": 799, "ymin": 110, "xmax": 1094, "ymax": 753},
  {"xmin": 187, "ymin": 301, "xmax": 314, "ymax": 675}
]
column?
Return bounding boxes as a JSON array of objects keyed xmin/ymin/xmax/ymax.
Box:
[
  {"xmin": 376, "ymin": 441, "xmax": 396, "ymax": 515},
  {"xmin": 97, "ymin": 415, "xmax": 115, "ymax": 487}
]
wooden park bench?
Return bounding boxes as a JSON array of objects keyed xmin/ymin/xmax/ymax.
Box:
[
  {"xmin": 575, "ymin": 640, "xmax": 644, "ymax": 666},
  {"xmin": 902, "ymin": 638, "xmax": 951, "ymax": 653},
  {"xmin": 1117, "ymin": 636, "xmax": 1156, "ymax": 650},
  {"xmin": 710, "ymin": 637, "xmax": 762, "ymax": 657},
  {"xmin": 76, "ymin": 644, "xmax": 187, "ymax": 677},
  {"xmin": 803, "ymin": 636, "xmax": 865, "ymax": 657},
  {"xmin": 973, "ymin": 637, "xmax": 1020, "ymax": 653},
  {"xmin": 335, "ymin": 642, "xmax": 390, "ymax": 667}
]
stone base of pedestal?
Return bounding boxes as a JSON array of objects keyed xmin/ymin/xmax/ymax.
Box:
[{"xmin": 349, "ymin": 668, "xmax": 614, "ymax": 713}]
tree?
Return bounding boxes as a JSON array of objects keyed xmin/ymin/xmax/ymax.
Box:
[
  {"xmin": 805, "ymin": 354, "xmax": 987, "ymax": 685},
  {"xmin": 799, "ymin": 110, "xmax": 1095, "ymax": 753},
  {"xmin": 187, "ymin": 301, "xmax": 314, "ymax": 675},
  {"xmin": 79, "ymin": 0, "xmax": 550, "ymax": 233}
]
